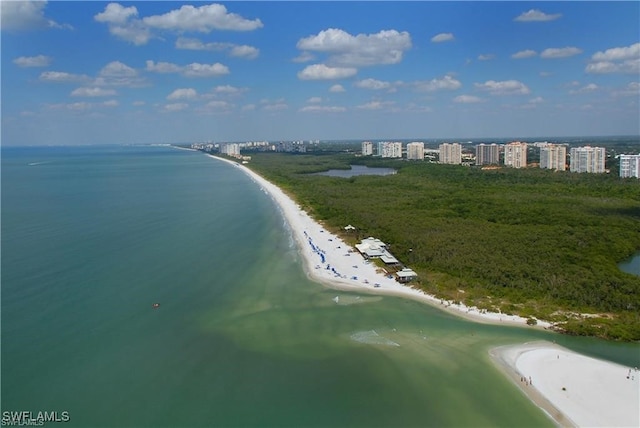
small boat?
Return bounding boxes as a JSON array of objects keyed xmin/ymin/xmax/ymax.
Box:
[{"xmin": 152, "ymin": 303, "xmax": 160, "ymax": 308}]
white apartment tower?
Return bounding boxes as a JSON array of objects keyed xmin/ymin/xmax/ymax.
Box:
[
  {"xmin": 619, "ymin": 154, "xmax": 640, "ymax": 178},
  {"xmin": 377, "ymin": 142, "xmax": 403, "ymax": 158},
  {"xmin": 504, "ymin": 142, "xmax": 527, "ymax": 168},
  {"xmin": 475, "ymin": 143, "xmax": 499, "ymax": 165},
  {"xmin": 540, "ymin": 144, "xmax": 567, "ymax": 171},
  {"xmin": 362, "ymin": 141, "xmax": 373, "ymax": 156},
  {"xmin": 406, "ymin": 142, "xmax": 425, "ymax": 160},
  {"xmin": 570, "ymin": 146, "xmax": 606, "ymax": 173},
  {"xmin": 439, "ymin": 143, "xmax": 462, "ymax": 165}
]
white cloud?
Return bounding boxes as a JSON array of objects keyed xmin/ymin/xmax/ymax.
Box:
[
  {"xmin": 569, "ymin": 83, "xmax": 598, "ymax": 95},
  {"xmin": 475, "ymin": 80, "xmax": 530, "ymax": 95},
  {"xmin": 145, "ymin": 60, "xmax": 229, "ymax": 77},
  {"xmin": 329, "ymin": 84, "xmax": 346, "ymax": 93},
  {"xmin": 431, "ymin": 33, "xmax": 454, "ymax": 43},
  {"xmin": 145, "ymin": 60, "xmax": 182, "ymax": 73},
  {"xmin": 163, "ymin": 103, "xmax": 188, "ymax": 112},
  {"xmin": 175, "ymin": 37, "xmax": 259, "ymax": 59},
  {"xmin": 512, "ymin": 49, "xmax": 537, "ymax": 59},
  {"xmin": 183, "ymin": 63, "xmax": 230, "ymax": 78},
  {"xmin": 296, "ymin": 28, "xmax": 411, "ymax": 67},
  {"xmin": 592, "ymin": 42, "xmax": 640, "ymax": 62},
  {"xmin": 230, "ymin": 45, "xmax": 259, "ymax": 59},
  {"xmin": 71, "ymin": 87, "xmax": 117, "ymax": 97},
  {"xmin": 539, "ymin": 71, "xmax": 553, "ymax": 77},
  {"xmin": 586, "ymin": 43, "xmax": 640, "ymax": 74},
  {"xmin": 1, "ymin": 0, "xmax": 72, "ymax": 31},
  {"xmin": 100, "ymin": 61, "xmax": 137, "ymax": 77},
  {"xmin": 94, "ymin": 3, "xmax": 138, "ymax": 24},
  {"xmin": 477, "ymin": 54, "xmax": 495, "ymax": 61},
  {"xmin": 613, "ymin": 82, "xmax": 640, "ymax": 97},
  {"xmin": 300, "ymin": 105, "xmax": 346, "ymax": 113},
  {"xmin": 585, "ymin": 59, "xmax": 640, "ymax": 74},
  {"xmin": 414, "ymin": 75, "xmax": 461, "ymax": 92},
  {"xmin": 540, "ymin": 47, "xmax": 582, "ymax": 59},
  {"xmin": 205, "ymin": 100, "xmax": 232, "ymax": 110},
  {"xmin": 514, "ymin": 9, "xmax": 562, "ymax": 22},
  {"xmin": 354, "ymin": 78, "xmax": 392, "ymax": 90},
  {"xmin": 292, "ymin": 52, "xmax": 315, "ymax": 63},
  {"xmin": 94, "ymin": 3, "xmax": 261, "ymax": 46},
  {"xmin": 142, "ymin": 3, "xmax": 263, "ymax": 32},
  {"xmin": 297, "ymin": 64, "xmax": 357, "ymax": 80},
  {"xmin": 356, "ymin": 101, "xmax": 395, "ymax": 110},
  {"xmin": 212, "ymin": 85, "xmax": 247, "ymax": 95},
  {"xmin": 39, "ymin": 71, "xmax": 90, "ymax": 83},
  {"xmin": 94, "ymin": 3, "xmax": 150, "ymax": 45},
  {"xmin": 307, "ymin": 97, "xmax": 323, "ymax": 103},
  {"xmin": 241, "ymin": 104, "xmax": 256, "ymax": 111},
  {"xmin": 453, "ymin": 95, "xmax": 483, "ymax": 103},
  {"xmin": 94, "ymin": 61, "xmax": 145, "ymax": 87},
  {"xmin": 175, "ymin": 37, "xmax": 229, "ymax": 51},
  {"xmin": 528, "ymin": 97, "xmax": 544, "ymax": 104},
  {"xmin": 132, "ymin": 101, "xmax": 146, "ymax": 106},
  {"xmin": 167, "ymin": 88, "xmax": 198, "ymax": 100},
  {"xmin": 13, "ymin": 55, "xmax": 51, "ymax": 67},
  {"xmin": 102, "ymin": 100, "xmax": 119, "ymax": 107}
]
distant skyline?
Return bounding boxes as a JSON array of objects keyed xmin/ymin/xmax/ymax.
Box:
[{"xmin": 2, "ymin": 1, "xmax": 639, "ymax": 145}]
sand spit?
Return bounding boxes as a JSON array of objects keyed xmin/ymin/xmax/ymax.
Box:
[{"xmin": 490, "ymin": 341, "xmax": 639, "ymax": 427}]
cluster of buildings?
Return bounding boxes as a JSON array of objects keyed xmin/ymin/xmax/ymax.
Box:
[
  {"xmin": 359, "ymin": 140, "xmax": 639, "ymax": 178},
  {"xmin": 355, "ymin": 237, "xmax": 417, "ymax": 283}
]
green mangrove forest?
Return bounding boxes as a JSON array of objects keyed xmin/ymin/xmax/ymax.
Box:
[{"xmin": 232, "ymin": 150, "xmax": 640, "ymax": 341}]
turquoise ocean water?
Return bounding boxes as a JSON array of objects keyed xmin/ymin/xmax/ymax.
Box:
[{"xmin": 2, "ymin": 145, "xmax": 638, "ymax": 427}]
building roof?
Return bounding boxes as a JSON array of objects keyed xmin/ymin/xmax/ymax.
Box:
[{"xmin": 396, "ymin": 268, "xmax": 418, "ymax": 278}]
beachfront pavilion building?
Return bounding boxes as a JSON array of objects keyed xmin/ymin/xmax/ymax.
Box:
[
  {"xmin": 439, "ymin": 143, "xmax": 462, "ymax": 165},
  {"xmin": 355, "ymin": 237, "xmax": 399, "ymax": 265},
  {"xmin": 396, "ymin": 268, "xmax": 418, "ymax": 283},
  {"xmin": 475, "ymin": 143, "xmax": 500, "ymax": 166},
  {"xmin": 570, "ymin": 146, "xmax": 606, "ymax": 173},
  {"xmin": 540, "ymin": 144, "xmax": 567, "ymax": 171},
  {"xmin": 406, "ymin": 142, "xmax": 425, "ymax": 160},
  {"xmin": 362, "ymin": 141, "xmax": 373, "ymax": 156},
  {"xmin": 504, "ymin": 142, "xmax": 528, "ymax": 168},
  {"xmin": 619, "ymin": 154, "xmax": 640, "ymax": 178}
]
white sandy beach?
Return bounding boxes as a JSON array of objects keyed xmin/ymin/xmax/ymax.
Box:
[
  {"xmin": 203, "ymin": 153, "xmax": 640, "ymax": 427},
  {"xmin": 491, "ymin": 341, "xmax": 640, "ymax": 427},
  {"xmin": 206, "ymin": 153, "xmax": 551, "ymax": 328}
]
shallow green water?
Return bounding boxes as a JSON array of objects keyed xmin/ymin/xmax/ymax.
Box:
[{"xmin": 2, "ymin": 146, "xmax": 638, "ymax": 427}]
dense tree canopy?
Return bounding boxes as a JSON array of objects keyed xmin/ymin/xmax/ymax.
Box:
[{"xmin": 233, "ymin": 151, "xmax": 640, "ymax": 341}]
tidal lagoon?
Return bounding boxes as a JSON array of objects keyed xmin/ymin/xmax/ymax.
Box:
[{"xmin": 2, "ymin": 145, "xmax": 638, "ymax": 427}]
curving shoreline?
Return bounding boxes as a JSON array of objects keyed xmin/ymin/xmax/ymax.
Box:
[
  {"xmin": 200, "ymin": 151, "xmax": 640, "ymax": 427},
  {"xmin": 490, "ymin": 341, "xmax": 639, "ymax": 427},
  {"xmin": 204, "ymin": 153, "xmax": 550, "ymax": 329}
]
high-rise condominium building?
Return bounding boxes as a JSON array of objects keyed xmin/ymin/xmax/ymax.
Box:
[
  {"xmin": 377, "ymin": 142, "xmax": 403, "ymax": 158},
  {"xmin": 504, "ymin": 142, "xmax": 527, "ymax": 168},
  {"xmin": 406, "ymin": 142, "xmax": 425, "ymax": 160},
  {"xmin": 362, "ymin": 141, "xmax": 373, "ymax": 156},
  {"xmin": 619, "ymin": 154, "xmax": 640, "ymax": 178},
  {"xmin": 220, "ymin": 143, "xmax": 240, "ymax": 156},
  {"xmin": 570, "ymin": 146, "xmax": 606, "ymax": 173},
  {"xmin": 439, "ymin": 143, "xmax": 462, "ymax": 165},
  {"xmin": 475, "ymin": 143, "xmax": 499, "ymax": 166},
  {"xmin": 540, "ymin": 144, "xmax": 567, "ymax": 171}
]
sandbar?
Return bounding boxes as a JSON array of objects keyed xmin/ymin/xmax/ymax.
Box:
[{"xmin": 490, "ymin": 341, "xmax": 639, "ymax": 427}]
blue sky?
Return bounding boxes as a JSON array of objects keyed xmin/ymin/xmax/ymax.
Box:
[{"xmin": 2, "ymin": 1, "xmax": 639, "ymax": 145}]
